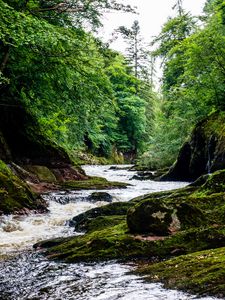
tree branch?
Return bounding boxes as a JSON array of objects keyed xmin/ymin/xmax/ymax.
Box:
[{"xmin": 33, "ymin": 0, "xmax": 95, "ymax": 13}]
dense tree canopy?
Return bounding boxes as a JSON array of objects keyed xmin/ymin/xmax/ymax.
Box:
[
  {"xmin": 139, "ymin": 0, "xmax": 225, "ymax": 168},
  {"xmin": 0, "ymin": 0, "xmax": 153, "ymax": 161},
  {"xmin": 1, "ymin": 0, "xmax": 224, "ymax": 166}
]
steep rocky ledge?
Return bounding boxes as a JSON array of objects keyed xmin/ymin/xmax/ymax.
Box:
[
  {"xmin": 161, "ymin": 112, "xmax": 225, "ymax": 181},
  {"xmin": 0, "ymin": 159, "xmax": 47, "ymax": 215}
]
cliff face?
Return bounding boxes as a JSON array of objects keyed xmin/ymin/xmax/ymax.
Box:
[
  {"xmin": 161, "ymin": 112, "xmax": 225, "ymax": 181},
  {"xmin": 0, "ymin": 159, "xmax": 47, "ymax": 215},
  {"xmin": 0, "ymin": 105, "xmax": 70, "ymax": 166}
]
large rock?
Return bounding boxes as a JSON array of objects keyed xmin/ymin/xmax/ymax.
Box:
[
  {"xmin": 127, "ymin": 198, "xmax": 206, "ymax": 235},
  {"xmin": 68, "ymin": 201, "xmax": 132, "ymax": 231},
  {"xmin": 0, "ymin": 160, "xmax": 47, "ymax": 215},
  {"xmin": 87, "ymin": 192, "xmax": 113, "ymax": 203},
  {"xmin": 34, "ymin": 171, "xmax": 225, "ymax": 264},
  {"xmin": 161, "ymin": 112, "xmax": 225, "ymax": 181},
  {"xmin": 0, "ymin": 106, "xmax": 88, "ymax": 195}
]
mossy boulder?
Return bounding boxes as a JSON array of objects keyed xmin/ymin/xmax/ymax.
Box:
[
  {"xmin": 34, "ymin": 167, "xmax": 225, "ymax": 298},
  {"xmin": 161, "ymin": 112, "xmax": 225, "ymax": 181},
  {"xmin": 127, "ymin": 198, "xmax": 206, "ymax": 235},
  {"xmin": 68, "ymin": 201, "xmax": 132, "ymax": 231},
  {"xmin": 127, "ymin": 200, "xmax": 174, "ymax": 235},
  {"xmin": 87, "ymin": 192, "xmax": 113, "ymax": 203},
  {"xmin": 0, "ymin": 160, "xmax": 47, "ymax": 214},
  {"xmin": 25, "ymin": 165, "xmax": 57, "ymax": 183},
  {"xmin": 35, "ymin": 220, "xmax": 154, "ymax": 262},
  {"xmin": 35, "ymin": 218, "xmax": 225, "ymax": 263},
  {"xmin": 198, "ymin": 169, "xmax": 225, "ymax": 194}
]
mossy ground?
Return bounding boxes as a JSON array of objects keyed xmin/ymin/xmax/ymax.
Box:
[
  {"xmin": 137, "ymin": 246, "xmax": 225, "ymax": 298},
  {"xmin": 37, "ymin": 220, "xmax": 225, "ymax": 265}
]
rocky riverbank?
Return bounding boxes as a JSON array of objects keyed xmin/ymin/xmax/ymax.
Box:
[{"xmin": 35, "ymin": 169, "xmax": 225, "ymax": 298}]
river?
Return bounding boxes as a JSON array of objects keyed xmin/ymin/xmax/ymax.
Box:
[{"xmin": 0, "ymin": 165, "xmax": 219, "ymax": 300}]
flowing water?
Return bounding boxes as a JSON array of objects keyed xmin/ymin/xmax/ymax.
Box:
[{"xmin": 0, "ymin": 165, "xmax": 219, "ymax": 300}]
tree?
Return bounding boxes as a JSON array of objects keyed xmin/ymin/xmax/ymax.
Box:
[
  {"xmin": 0, "ymin": 0, "xmax": 152, "ymax": 160},
  {"xmin": 142, "ymin": 0, "xmax": 225, "ymax": 168},
  {"xmin": 5, "ymin": 0, "xmax": 135, "ymax": 28},
  {"xmin": 173, "ymin": 0, "xmax": 184, "ymax": 16},
  {"xmin": 115, "ymin": 20, "xmax": 151, "ymax": 81}
]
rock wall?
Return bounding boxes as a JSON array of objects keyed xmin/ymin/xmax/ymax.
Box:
[
  {"xmin": 0, "ymin": 160, "xmax": 47, "ymax": 215},
  {"xmin": 161, "ymin": 112, "xmax": 225, "ymax": 181},
  {"xmin": 0, "ymin": 105, "xmax": 70, "ymax": 166}
]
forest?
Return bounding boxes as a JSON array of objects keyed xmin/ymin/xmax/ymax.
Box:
[
  {"xmin": 0, "ymin": 0, "xmax": 224, "ymax": 167},
  {"xmin": 1, "ymin": 0, "xmax": 225, "ymax": 299}
]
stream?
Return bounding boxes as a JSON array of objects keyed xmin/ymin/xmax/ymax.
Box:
[{"xmin": 0, "ymin": 165, "xmax": 219, "ymax": 300}]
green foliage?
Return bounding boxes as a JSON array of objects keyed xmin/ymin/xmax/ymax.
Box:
[
  {"xmin": 0, "ymin": 0, "xmax": 153, "ymax": 160},
  {"xmin": 141, "ymin": 0, "xmax": 225, "ymax": 168}
]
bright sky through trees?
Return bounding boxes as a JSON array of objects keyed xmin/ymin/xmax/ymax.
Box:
[{"xmin": 100, "ymin": 0, "xmax": 205, "ymax": 52}]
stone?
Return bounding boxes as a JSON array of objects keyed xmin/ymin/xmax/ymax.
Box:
[
  {"xmin": 127, "ymin": 199, "xmax": 206, "ymax": 235},
  {"xmin": 0, "ymin": 160, "xmax": 47, "ymax": 215},
  {"xmin": 161, "ymin": 112, "xmax": 225, "ymax": 181},
  {"xmin": 87, "ymin": 192, "xmax": 113, "ymax": 203}
]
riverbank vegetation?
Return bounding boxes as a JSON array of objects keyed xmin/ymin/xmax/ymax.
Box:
[{"xmin": 1, "ymin": 0, "xmax": 224, "ymax": 166}]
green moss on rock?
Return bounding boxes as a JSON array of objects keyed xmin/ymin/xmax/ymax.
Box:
[
  {"xmin": 137, "ymin": 246, "xmax": 225, "ymax": 298},
  {"xmin": 197, "ymin": 169, "xmax": 225, "ymax": 195},
  {"xmin": 0, "ymin": 160, "xmax": 47, "ymax": 214},
  {"xmin": 161, "ymin": 112, "xmax": 225, "ymax": 181},
  {"xmin": 34, "ymin": 167, "xmax": 225, "ymax": 297},
  {"xmin": 69, "ymin": 202, "xmax": 132, "ymax": 231},
  {"xmin": 63, "ymin": 176, "xmax": 128, "ymax": 190},
  {"xmin": 36, "ymin": 219, "xmax": 225, "ymax": 263},
  {"xmin": 25, "ymin": 165, "xmax": 57, "ymax": 182}
]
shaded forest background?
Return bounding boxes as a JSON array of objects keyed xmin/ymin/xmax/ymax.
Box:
[{"xmin": 0, "ymin": 0, "xmax": 224, "ymax": 167}]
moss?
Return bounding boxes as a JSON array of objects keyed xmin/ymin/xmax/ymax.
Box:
[
  {"xmin": 127, "ymin": 185, "xmax": 208, "ymax": 235},
  {"xmin": 70, "ymin": 151, "xmax": 124, "ymax": 166},
  {"xmin": 203, "ymin": 111, "xmax": 225, "ymax": 138},
  {"xmin": 0, "ymin": 160, "xmax": 47, "ymax": 214},
  {"xmin": 137, "ymin": 246, "xmax": 225, "ymax": 297},
  {"xmin": 38, "ymin": 220, "xmax": 168, "ymax": 262},
  {"xmin": 69, "ymin": 201, "xmax": 132, "ymax": 231},
  {"xmin": 37, "ymin": 215, "xmax": 225, "ymax": 263},
  {"xmin": 62, "ymin": 176, "xmax": 128, "ymax": 190},
  {"xmin": 196, "ymin": 169, "xmax": 225, "ymax": 195},
  {"xmin": 127, "ymin": 199, "xmax": 174, "ymax": 235},
  {"xmin": 83, "ymin": 215, "xmax": 126, "ymax": 233},
  {"xmin": 25, "ymin": 165, "xmax": 57, "ymax": 182}
]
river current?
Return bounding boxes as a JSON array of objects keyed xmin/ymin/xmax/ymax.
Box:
[{"xmin": 0, "ymin": 165, "xmax": 219, "ymax": 300}]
